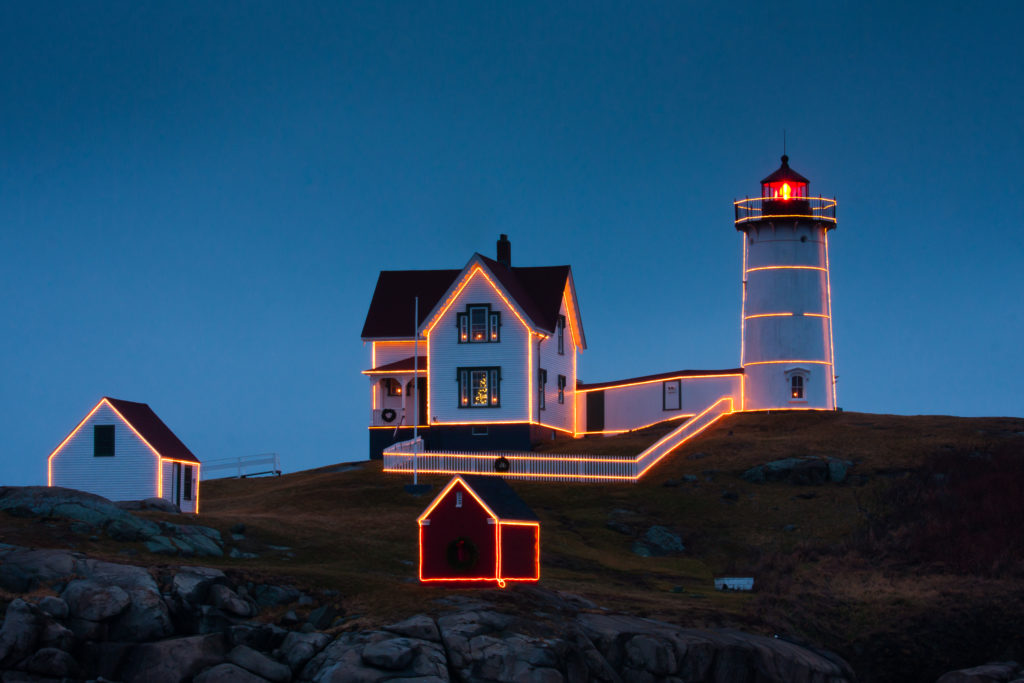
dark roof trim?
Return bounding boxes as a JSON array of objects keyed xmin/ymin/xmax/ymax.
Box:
[{"xmin": 104, "ymin": 397, "xmax": 200, "ymax": 464}]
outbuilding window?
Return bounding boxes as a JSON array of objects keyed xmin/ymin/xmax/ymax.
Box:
[
  {"xmin": 94, "ymin": 425, "xmax": 115, "ymax": 457},
  {"xmin": 184, "ymin": 465, "xmax": 194, "ymax": 501},
  {"xmin": 458, "ymin": 367, "xmax": 501, "ymax": 407}
]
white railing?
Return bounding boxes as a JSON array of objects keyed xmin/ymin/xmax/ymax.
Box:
[
  {"xmin": 201, "ymin": 453, "xmax": 282, "ymax": 480},
  {"xmin": 382, "ymin": 395, "xmax": 736, "ymax": 483}
]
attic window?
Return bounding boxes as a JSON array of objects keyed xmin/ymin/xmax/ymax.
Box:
[
  {"xmin": 456, "ymin": 491, "xmax": 463, "ymax": 508},
  {"xmin": 556, "ymin": 315, "xmax": 566, "ymax": 354},
  {"xmin": 94, "ymin": 425, "xmax": 115, "ymax": 457},
  {"xmin": 457, "ymin": 305, "xmax": 500, "ymax": 343}
]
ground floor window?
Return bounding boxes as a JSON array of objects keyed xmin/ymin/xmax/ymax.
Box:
[
  {"xmin": 458, "ymin": 367, "xmax": 501, "ymax": 407},
  {"xmin": 557, "ymin": 375, "xmax": 566, "ymax": 404}
]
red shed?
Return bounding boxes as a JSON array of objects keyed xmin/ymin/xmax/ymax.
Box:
[{"xmin": 418, "ymin": 475, "xmax": 540, "ymax": 587}]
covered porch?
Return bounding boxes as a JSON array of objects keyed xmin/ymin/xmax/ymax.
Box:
[{"xmin": 364, "ymin": 356, "xmax": 428, "ymax": 428}]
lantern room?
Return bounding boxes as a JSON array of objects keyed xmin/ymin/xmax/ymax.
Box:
[{"xmin": 761, "ymin": 154, "xmax": 809, "ymax": 199}]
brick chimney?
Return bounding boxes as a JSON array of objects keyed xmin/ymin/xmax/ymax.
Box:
[{"xmin": 496, "ymin": 234, "xmax": 511, "ymax": 267}]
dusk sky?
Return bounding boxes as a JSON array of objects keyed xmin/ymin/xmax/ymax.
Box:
[{"xmin": 2, "ymin": 2, "xmax": 1022, "ymax": 484}]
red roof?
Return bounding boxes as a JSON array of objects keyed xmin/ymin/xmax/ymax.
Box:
[
  {"xmin": 361, "ymin": 255, "xmax": 574, "ymax": 338},
  {"xmin": 364, "ymin": 356, "xmax": 427, "ymax": 373},
  {"xmin": 105, "ymin": 397, "xmax": 200, "ymax": 464},
  {"xmin": 578, "ymin": 368, "xmax": 744, "ymax": 391}
]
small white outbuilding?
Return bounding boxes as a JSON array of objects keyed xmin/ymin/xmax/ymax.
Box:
[{"xmin": 47, "ymin": 397, "xmax": 202, "ymax": 513}]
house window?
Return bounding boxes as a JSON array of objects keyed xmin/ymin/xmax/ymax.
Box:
[
  {"xmin": 184, "ymin": 465, "xmax": 194, "ymax": 501},
  {"xmin": 791, "ymin": 375, "xmax": 804, "ymax": 399},
  {"xmin": 458, "ymin": 367, "xmax": 501, "ymax": 407},
  {"xmin": 385, "ymin": 378, "xmax": 402, "ymax": 396},
  {"xmin": 457, "ymin": 304, "xmax": 500, "ymax": 343},
  {"xmin": 557, "ymin": 315, "xmax": 566, "ymax": 354},
  {"xmin": 538, "ymin": 369, "xmax": 547, "ymax": 410},
  {"xmin": 557, "ymin": 375, "xmax": 566, "ymax": 404},
  {"xmin": 456, "ymin": 491, "xmax": 463, "ymax": 508},
  {"xmin": 94, "ymin": 425, "xmax": 115, "ymax": 457}
]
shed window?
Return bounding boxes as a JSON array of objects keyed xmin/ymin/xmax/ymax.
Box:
[
  {"xmin": 456, "ymin": 491, "xmax": 463, "ymax": 508},
  {"xmin": 184, "ymin": 465, "xmax": 194, "ymax": 501},
  {"xmin": 94, "ymin": 425, "xmax": 115, "ymax": 457}
]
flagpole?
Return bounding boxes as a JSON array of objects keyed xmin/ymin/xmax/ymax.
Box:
[{"xmin": 413, "ymin": 296, "xmax": 419, "ymax": 486}]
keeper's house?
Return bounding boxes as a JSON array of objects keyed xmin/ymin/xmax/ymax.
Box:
[
  {"xmin": 47, "ymin": 397, "xmax": 202, "ymax": 513},
  {"xmin": 418, "ymin": 474, "xmax": 540, "ymax": 586},
  {"xmin": 362, "ymin": 235, "xmax": 743, "ymax": 458}
]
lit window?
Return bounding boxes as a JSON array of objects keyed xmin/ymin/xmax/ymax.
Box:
[
  {"xmin": 556, "ymin": 315, "xmax": 566, "ymax": 355},
  {"xmin": 557, "ymin": 375, "xmax": 566, "ymax": 404},
  {"xmin": 791, "ymin": 375, "xmax": 804, "ymax": 399},
  {"xmin": 458, "ymin": 367, "xmax": 501, "ymax": 407},
  {"xmin": 385, "ymin": 378, "xmax": 402, "ymax": 396},
  {"xmin": 94, "ymin": 425, "xmax": 115, "ymax": 457},
  {"xmin": 538, "ymin": 369, "xmax": 547, "ymax": 410},
  {"xmin": 457, "ymin": 305, "xmax": 500, "ymax": 343}
]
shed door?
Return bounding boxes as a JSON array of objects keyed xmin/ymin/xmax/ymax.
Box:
[{"xmin": 172, "ymin": 462, "xmax": 182, "ymax": 507}]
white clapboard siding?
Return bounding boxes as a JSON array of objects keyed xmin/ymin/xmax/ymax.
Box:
[
  {"xmin": 372, "ymin": 341, "xmax": 417, "ymax": 367},
  {"xmin": 598, "ymin": 375, "xmax": 742, "ymax": 434},
  {"xmin": 50, "ymin": 404, "xmax": 159, "ymax": 501},
  {"xmin": 161, "ymin": 459, "xmax": 199, "ymax": 513},
  {"xmin": 427, "ymin": 273, "xmax": 532, "ymax": 424},
  {"xmin": 534, "ymin": 297, "xmax": 576, "ymax": 433}
]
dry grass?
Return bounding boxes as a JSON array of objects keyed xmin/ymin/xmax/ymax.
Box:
[{"xmin": 4, "ymin": 410, "xmax": 1024, "ymax": 682}]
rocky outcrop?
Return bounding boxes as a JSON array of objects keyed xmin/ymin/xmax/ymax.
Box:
[
  {"xmin": 0, "ymin": 486, "xmax": 225, "ymax": 557},
  {"xmin": 935, "ymin": 661, "xmax": 1024, "ymax": 683},
  {"xmin": 741, "ymin": 456, "xmax": 853, "ymax": 485},
  {"xmin": 0, "ymin": 542, "xmax": 854, "ymax": 682}
]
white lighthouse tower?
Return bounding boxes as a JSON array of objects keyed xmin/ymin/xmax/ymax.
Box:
[{"xmin": 735, "ymin": 155, "xmax": 838, "ymax": 410}]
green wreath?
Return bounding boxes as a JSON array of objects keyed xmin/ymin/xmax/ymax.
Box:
[{"xmin": 446, "ymin": 537, "xmax": 479, "ymax": 571}]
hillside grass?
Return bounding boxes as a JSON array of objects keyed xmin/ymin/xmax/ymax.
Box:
[{"xmin": 5, "ymin": 410, "xmax": 1024, "ymax": 682}]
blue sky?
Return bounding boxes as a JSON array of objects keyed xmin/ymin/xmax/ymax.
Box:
[{"xmin": 2, "ymin": 2, "xmax": 1022, "ymax": 484}]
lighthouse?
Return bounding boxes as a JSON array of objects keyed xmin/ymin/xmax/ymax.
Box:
[{"xmin": 735, "ymin": 155, "xmax": 838, "ymax": 411}]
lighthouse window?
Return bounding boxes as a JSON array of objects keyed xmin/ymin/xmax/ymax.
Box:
[{"xmin": 791, "ymin": 375, "xmax": 804, "ymax": 400}]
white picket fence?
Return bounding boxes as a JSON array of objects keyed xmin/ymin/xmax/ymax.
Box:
[{"xmin": 382, "ymin": 395, "xmax": 735, "ymax": 483}]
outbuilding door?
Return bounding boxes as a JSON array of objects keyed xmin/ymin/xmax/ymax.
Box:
[{"xmin": 171, "ymin": 462, "xmax": 182, "ymax": 507}]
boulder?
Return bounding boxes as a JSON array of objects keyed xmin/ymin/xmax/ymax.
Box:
[
  {"xmin": 61, "ymin": 579, "xmax": 132, "ymax": 621},
  {"xmin": 109, "ymin": 584, "xmax": 175, "ymax": 641},
  {"xmin": 146, "ymin": 535, "xmax": 179, "ymax": 555},
  {"xmin": 384, "ymin": 615, "xmax": 440, "ymax": 643},
  {"xmin": 77, "ymin": 641, "xmax": 134, "ymax": 680},
  {"xmin": 120, "ymin": 633, "xmax": 227, "ymax": 683},
  {"xmin": 20, "ymin": 647, "xmax": 82, "ymax": 678},
  {"xmin": 742, "ymin": 457, "xmax": 843, "ymax": 486},
  {"xmin": 936, "ymin": 661, "xmax": 1022, "ymax": 683},
  {"xmin": 195, "ymin": 662, "xmax": 271, "ymax": 683},
  {"xmin": 228, "ymin": 645, "xmax": 292, "ymax": 682},
  {"xmin": 0, "ymin": 600, "xmax": 41, "ymax": 667},
  {"xmin": 36, "ymin": 596, "xmax": 69, "ymax": 620},
  {"xmin": 252, "ymin": 584, "xmax": 301, "ymax": 607},
  {"xmin": 306, "ymin": 605, "xmax": 340, "ymax": 630},
  {"xmin": 210, "ymin": 584, "xmax": 256, "ymax": 618},
  {"xmin": 632, "ymin": 526, "xmax": 685, "ymax": 557},
  {"xmin": 361, "ymin": 637, "xmax": 416, "ymax": 670},
  {"xmin": 173, "ymin": 566, "xmax": 227, "ymax": 605},
  {"xmin": 279, "ymin": 631, "xmax": 331, "ymax": 673},
  {"xmin": 0, "ymin": 548, "xmax": 76, "ymax": 592}
]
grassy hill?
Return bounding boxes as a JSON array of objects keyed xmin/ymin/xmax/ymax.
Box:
[{"xmin": 6, "ymin": 410, "xmax": 1024, "ymax": 682}]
